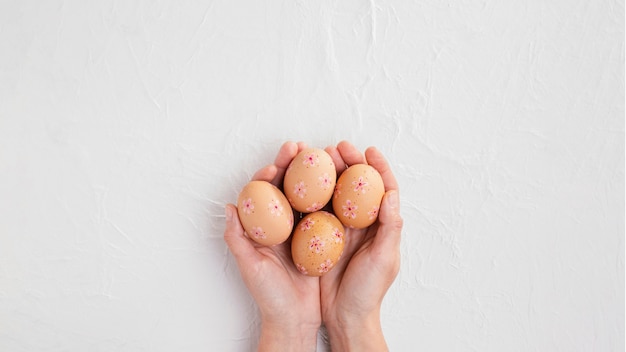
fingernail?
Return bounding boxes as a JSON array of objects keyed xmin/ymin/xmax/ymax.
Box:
[
  {"xmin": 387, "ymin": 191, "xmax": 399, "ymax": 209},
  {"xmin": 225, "ymin": 205, "xmax": 233, "ymax": 222}
]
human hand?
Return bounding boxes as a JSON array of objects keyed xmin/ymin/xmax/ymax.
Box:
[
  {"xmin": 224, "ymin": 141, "xmax": 320, "ymax": 352},
  {"xmin": 320, "ymin": 141, "xmax": 403, "ymax": 352}
]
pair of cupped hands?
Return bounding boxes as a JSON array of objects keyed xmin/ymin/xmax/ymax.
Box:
[{"xmin": 224, "ymin": 141, "xmax": 403, "ymax": 351}]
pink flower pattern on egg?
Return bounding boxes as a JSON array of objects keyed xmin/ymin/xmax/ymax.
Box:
[
  {"xmin": 251, "ymin": 226, "xmax": 266, "ymax": 239},
  {"xmin": 242, "ymin": 198, "xmax": 254, "ymax": 215},
  {"xmin": 342, "ymin": 200, "xmax": 358, "ymax": 219},
  {"xmin": 296, "ymin": 263, "xmax": 308, "ymax": 275},
  {"xmin": 303, "ymin": 153, "xmax": 319, "ymax": 167},
  {"xmin": 318, "ymin": 259, "xmax": 333, "ymax": 273},
  {"xmin": 319, "ymin": 173, "xmax": 332, "ymax": 189},
  {"xmin": 308, "ymin": 236, "xmax": 325, "ymax": 253},
  {"xmin": 294, "ymin": 181, "xmax": 307, "ymax": 199},
  {"xmin": 334, "ymin": 183, "xmax": 342, "ymax": 198},
  {"xmin": 268, "ymin": 199, "xmax": 283, "ymax": 216},
  {"xmin": 300, "ymin": 218, "xmax": 315, "ymax": 231},
  {"xmin": 306, "ymin": 202, "xmax": 323, "ymax": 212},
  {"xmin": 333, "ymin": 228, "xmax": 344, "ymax": 243},
  {"xmin": 352, "ymin": 176, "xmax": 368, "ymax": 194},
  {"xmin": 367, "ymin": 206, "xmax": 379, "ymax": 220}
]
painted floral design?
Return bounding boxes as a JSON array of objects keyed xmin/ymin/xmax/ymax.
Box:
[
  {"xmin": 308, "ymin": 236, "xmax": 325, "ymax": 253},
  {"xmin": 241, "ymin": 198, "xmax": 254, "ymax": 215},
  {"xmin": 318, "ymin": 259, "xmax": 333, "ymax": 273},
  {"xmin": 333, "ymin": 228, "xmax": 344, "ymax": 243},
  {"xmin": 334, "ymin": 183, "xmax": 342, "ymax": 198},
  {"xmin": 342, "ymin": 200, "xmax": 358, "ymax": 219},
  {"xmin": 367, "ymin": 206, "xmax": 379, "ymax": 220},
  {"xmin": 302, "ymin": 152, "xmax": 319, "ymax": 167},
  {"xmin": 306, "ymin": 202, "xmax": 323, "ymax": 212},
  {"xmin": 319, "ymin": 173, "xmax": 332, "ymax": 189},
  {"xmin": 296, "ymin": 263, "xmax": 308, "ymax": 275},
  {"xmin": 268, "ymin": 199, "xmax": 283, "ymax": 216},
  {"xmin": 294, "ymin": 181, "xmax": 307, "ymax": 199},
  {"xmin": 251, "ymin": 226, "xmax": 266, "ymax": 239},
  {"xmin": 300, "ymin": 218, "xmax": 315, "ymax": 231},
  {"xmin": 352, "ymin": 176, "xmax": 369, "ymax": 194}
]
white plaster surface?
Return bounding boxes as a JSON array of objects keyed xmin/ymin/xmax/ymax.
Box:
[{"xmin": 0, "ymin": 1, "xmax": 624, "ymax": 351}]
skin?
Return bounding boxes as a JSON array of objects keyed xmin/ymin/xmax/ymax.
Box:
[
  {"xmin": 224, "ymin": 141, "xmax": 403, "ymax": 352},
  {"xmin": 321, "ymin": 141, "xmax": 402, "ymax": 351}
]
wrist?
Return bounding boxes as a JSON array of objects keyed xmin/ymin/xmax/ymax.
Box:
[
  {"xmin": 324, "ymin": 311, "xmax": 388, "ymax": 352},
  {"xmin": 258, "ymin": 319, "xmax": 319, "ymax": 352}
]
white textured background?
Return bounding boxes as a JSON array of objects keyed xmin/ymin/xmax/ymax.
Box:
[{"xmin": 1, "ymin": 1, "xmax": 624, "ymax": 351}]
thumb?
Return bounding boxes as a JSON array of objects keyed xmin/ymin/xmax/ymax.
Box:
[
  {"xmin": 224, "ymin": 204, "xmax": 260, "ymax": 264},
  {"xmin": 372, "ymin": 190, "xmax": 403, "ymax": 252}
]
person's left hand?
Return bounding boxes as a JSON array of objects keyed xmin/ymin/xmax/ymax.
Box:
[{"xmin": 224, "ymin": 141, "xmax": 320, "ymax": 351}]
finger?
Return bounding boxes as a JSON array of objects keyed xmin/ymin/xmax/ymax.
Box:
[
  {"xmin": 324, "ymin": 145, "xmax": 347, "ymax": 173},
  {"xmin": 224, "ymin": 204, "xmax": 261, "ymax": 264},
  {"xmin": 365, "ymin": 146, "xmax": 399, "ymax": 192},
  {"xmin": 252, "ymin": 164, "xmax": 278, "ymax": 183},
  {"xmin": 296, "ymin": 141, "xmax": 308, "ymax": 152},
  {"xmin": 272, "ymin": 141, "xmax": 299, "ymax": 186},
  {"xmin": 336, "ymin": 140, "xmax": 366, "ymax": 166},
  {"xmin": 371, "ymin": 190, "xmax": 403, "ymax": 253}
]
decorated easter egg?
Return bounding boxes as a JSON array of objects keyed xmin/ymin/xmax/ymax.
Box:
[
  {"xmin": 237, "ymin": 180, "xmax": 294, "ymax": 246},
  {"xmin": 283, "ymin": 148, "xmax": 336, "ymax": 213},
  {"xmin": 291, "ymin": 211, "xmax": 345, "ymax": 276},
  {"xmin": 332, "ymin": 164, "xmax": 384, "ymax": 229}
]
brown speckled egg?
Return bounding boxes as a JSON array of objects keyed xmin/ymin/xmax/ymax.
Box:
[
  {"xmin": 283, "ymin": 148, "xmax": 336, "ymax": 213},
  {"xmin": 332, "ymin": 164, "xmax": 385, "ymax": 229},
  {"xmin": 291, "ymin": 211, "xmax": 345, "ymax": 276},
  {"xmin": 237, "ymin": 180, "xmax": 294, "ymax": 246}
]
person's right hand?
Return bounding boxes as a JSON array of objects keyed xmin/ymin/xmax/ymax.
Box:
[
  {"xmin": 224, "ymin": 141, "xmax": 321, "ymax": 352},
  {"xmin": 320, "ymin": 141, "xmax": 403, "ymax": 352}
]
